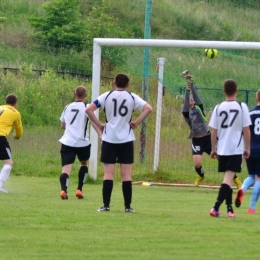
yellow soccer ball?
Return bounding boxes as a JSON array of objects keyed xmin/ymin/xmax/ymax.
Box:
[{"xmin": 205, "ymin": 48, "xmax": 218, "ymax": 59}]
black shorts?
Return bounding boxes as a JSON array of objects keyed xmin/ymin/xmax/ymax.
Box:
[
  {"xmin": 0, "ymin": 136, "xmax": 12, "ymax": 160},
  {"xmin": 100, "ymin": 141, "xmax": 134, "ymax": 164},
  {"xmin": 60, "ymin": 144, "xmax": 91, "ymax": 166},
  {"xmin": 246, "ymin": 157, "xmax": 260, "ymax": 178},
  {"xmin": 191, "ymin": 134, "xmax": 211, "ymax": 156},
  {"xmin": 218, "ymin": 155, "xmax": 242, "ymax": 173}
]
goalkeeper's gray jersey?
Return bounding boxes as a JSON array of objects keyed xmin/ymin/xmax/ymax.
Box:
[{"xmin": 182, "ymin": 84, "xmax": 209, "ymax": 139}]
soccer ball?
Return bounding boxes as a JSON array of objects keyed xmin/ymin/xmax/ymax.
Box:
[{"xmin": 205, "ymin": 49, "xmax": 218, "ymax": 59}]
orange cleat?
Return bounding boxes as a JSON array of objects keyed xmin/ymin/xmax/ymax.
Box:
[
  {"xmin": 234, "ymin": 188, "xmax": 244, "ymax": 208},
  {"xmin": 60, "ymin": 190, "xmax": 68, "ymax": 200},
  {"xmin": 76, "ymin": 189, "xmax": 84, "ymax": 199}
]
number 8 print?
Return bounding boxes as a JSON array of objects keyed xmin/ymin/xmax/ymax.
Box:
[{"xmin": 254, "ymin": 118, "xmax": 260, "ymax": 135}]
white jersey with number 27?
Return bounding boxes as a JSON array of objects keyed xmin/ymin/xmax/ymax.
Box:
[
  {"xmin": 94, "ymin": 90, "xmax": 147, "ymax": 143},
  {"xmin": 209, "ymin": 101, "xmax": 251, "ymax": 155}
]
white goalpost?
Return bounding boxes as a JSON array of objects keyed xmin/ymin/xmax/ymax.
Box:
[
  {"xmin": 89, "ymin": 38, "xmax": 260, "ymax": 180},
  {"xmin": 154, "ymin": 57, "xmax": 165, "ymax": 172}
]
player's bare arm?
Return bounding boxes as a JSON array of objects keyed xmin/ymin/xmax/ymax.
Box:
[
  {"xmin": 60, "ymin": 122, "xmax": 66, "ymax": 129},
  {"xmin": 243, "ymin": 126, "xmax": 251, "ymax": 159},
  {"xmin": 85, "ymin": 103, "xmax": 104, "ymax": 130},
  {"xmin": 89, "ymin": 119, "xmax": 103, "ymax": 139},
  {"xmin": 129, "ymin": 103, "xmax": 152, "ymax": 130},
  {"xmin": 210, "ymin": 128, "xmax": 218, "ymax": 159}
]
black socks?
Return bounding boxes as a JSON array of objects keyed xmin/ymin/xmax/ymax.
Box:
[
  {"xmin": 60, "ymin": 173, "xmax": 69, "ymax": 192},
  {"xmin": 102, "ymin": 180, "xmax": 113, "ymax": 207},
  {"xmin": 77, "ymin": 166, "xmax": 88, "ymax": 191},
  {"xmin": 214, "ymin": 183, "xmax": 230, "ymax": 211},
  {"xmin": 195, "ymin": 166, "xmax": 205, "ymax": 177},
  {"xmin": 225, "ymin": 187, "xmax": 234, "ymax": 213},
  {"xmin": 102, "ymin": 180, "xmax": 132, "ymax": 209},
  {"xmin": 122, "ymin": 181, "xmax": 132, "ymax": 209}
]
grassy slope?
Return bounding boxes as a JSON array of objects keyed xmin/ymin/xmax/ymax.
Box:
[
  {"xmin": 110, "ymin": 0, "xmax": 260, "ymax": 41},
  {"xmin": 1, "ymin": 0, "xmax": 260, "ymax": 69},
  {"xmin": 2, "ymin": 0, "xmax": 258, "ymax": 93},
  {"xmin": 109, "ymin": 0, "xmax": 260, "ymax": 95}
]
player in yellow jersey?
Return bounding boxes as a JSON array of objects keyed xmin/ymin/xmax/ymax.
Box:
[{"xmin": 0, "ymin": 94, "xmax": 23, "ymax": 193}]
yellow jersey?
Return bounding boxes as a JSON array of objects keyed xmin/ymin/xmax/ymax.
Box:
[{"xmin": 0, "ymin": 105, "xmax": 23, "ymax": 138}]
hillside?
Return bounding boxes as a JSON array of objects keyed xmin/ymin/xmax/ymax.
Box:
[{"xmin": 0, "ymin": 0, "xmax": 260, "ymax": 97}]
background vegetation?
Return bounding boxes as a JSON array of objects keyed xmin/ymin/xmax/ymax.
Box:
[
  {"xmin": 0, "ymin": 2, "xmax": 259, "ymax": 259},
  {"xmin": 0, "ymin": 0, "xmax": 260, "ymax": 183},
  {"xmin": 1, "ymin": 0, "xmax": 260, "ymax": 74}
]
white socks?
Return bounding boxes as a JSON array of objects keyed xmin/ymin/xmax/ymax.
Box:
[{"xmin": 0, "ymin": 164, "xmax": 12, "ymax": 187}]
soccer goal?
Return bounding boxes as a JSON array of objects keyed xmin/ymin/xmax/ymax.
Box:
[{"xmin": 89, "ymin": 38, "xmax": 260, "ymax": 180}]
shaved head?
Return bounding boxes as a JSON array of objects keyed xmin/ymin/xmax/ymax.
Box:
[{"xmin": 75, "ymin": 86, "xmax": 87, "ymax": 98}]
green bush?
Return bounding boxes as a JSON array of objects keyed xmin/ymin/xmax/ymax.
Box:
[
  {"xmin": 29, "ymin": 0, "xmax": 87, "ymax": 52},
  {"xmin": 0, "ymin": 65, "xmax": 91, "ymax": 126}
]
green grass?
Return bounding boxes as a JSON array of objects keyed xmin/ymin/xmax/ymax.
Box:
[{"xmin": 0, "ymin": 176, "xmax": 259, "ymax": 260}]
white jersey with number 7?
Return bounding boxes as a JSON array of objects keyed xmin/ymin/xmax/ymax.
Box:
[{"xmin": 59, "ymin": 101, "xmax": 90, "ymax": 147}]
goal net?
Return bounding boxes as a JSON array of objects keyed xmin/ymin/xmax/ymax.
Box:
[{"xmin": 89, "ymin": 38, "xmax": 260, "ymax": 184}]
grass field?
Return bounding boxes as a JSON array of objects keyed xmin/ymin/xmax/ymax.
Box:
[{"xmin": 0, "ymin": 176, "xmax": 259, "ymax": 260}]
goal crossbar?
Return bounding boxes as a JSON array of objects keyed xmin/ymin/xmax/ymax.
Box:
[{"xmin": 94, "ymin": 38, "xmax": 260, "ymax": 49}]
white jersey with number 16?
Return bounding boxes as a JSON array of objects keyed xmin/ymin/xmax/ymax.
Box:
[{"xmin": 94, "ymin": 90, "xmax": 147, "ymax": 143}]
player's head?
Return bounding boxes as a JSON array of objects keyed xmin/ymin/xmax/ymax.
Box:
[
  {"xmin": 74, "ymin": 86, "xmax": 87, "ymax": 100},
  {"xmin": 5, "ymin": 94, "xmax": 18, "ymax": 108},
  {"xmin": 114, "ymin": 73, "xmax": 130, "ymax": 89},
  {"xmin": 189, "ymin": 96, "xmax": 195, "ymax": 108},
  {"xmin": 255, "ymin": 89, "xmax": 260, "ymax": 103},
  {"xmin": 223, "ymin": 79, "xmax": 238, "ymax": 96}
]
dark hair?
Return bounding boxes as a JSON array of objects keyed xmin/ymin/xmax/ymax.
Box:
[
  {"xmin": 5, "ymin": 94, "xmax": 18, "ymax": 105},
  {"xmin": 224, "ymin": 79, "xmax": 237, "ymax": 96},
  {"xmin": 114, "ymin": 73, "xmax": 130, "ymax": 88},
  {"xmin": 256, "ymin": 89, "xmax": 260, "ymax": 102},
  {"xmin": 75, "ymin": 86, "xmax": 87, "ymax": 98}
]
